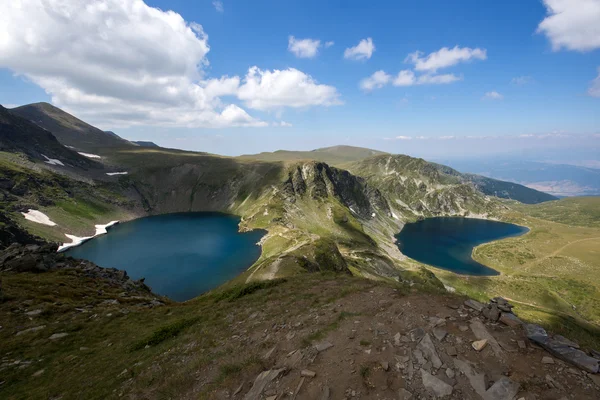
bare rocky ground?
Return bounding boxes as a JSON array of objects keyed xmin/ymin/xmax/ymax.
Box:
[{"xmin": 185, "ymin": 283, "xmax": 600, "ymax": 399}]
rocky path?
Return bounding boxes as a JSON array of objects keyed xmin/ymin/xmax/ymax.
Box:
[{"xmin": 210, "ymin": 285, "xmax": 600, "ymax": 399}]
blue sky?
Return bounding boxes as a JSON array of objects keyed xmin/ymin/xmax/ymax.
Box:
[{"xmin": 0, "ymin": 0, "xmax": 599, "ymax": 160}]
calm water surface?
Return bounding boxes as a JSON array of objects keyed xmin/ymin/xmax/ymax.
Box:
[
  {"xmin": 396, "ymin": 217, "xmax": 528, "ymax": 275},
  {"xmin": 67, "ymin": 213, "xmax": 265, "ymax": 301}
]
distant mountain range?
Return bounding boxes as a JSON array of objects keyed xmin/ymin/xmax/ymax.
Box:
[{"xmin": 443, "ymin": 158, "xmax": 600, "ymax": 197}]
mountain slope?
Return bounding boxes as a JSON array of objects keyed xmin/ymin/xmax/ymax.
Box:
[
  {"xmin": 343, "ymin": 154, "xmax": 556, "ymax": 206},
  {"xmin": 0, "ymin": 105, "xmax": 99, "ymax": 170},
  {"xmin": 238, "ymin": 145, "xmax": 388, "ymax": 165},
  {"xmin": 10, "ymin": 103, "xmax": 132, "ymax": 151}
]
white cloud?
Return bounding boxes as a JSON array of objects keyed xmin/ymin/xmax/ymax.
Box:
[
  {"xmin": 537, "ymin": 0, "xmax": 600, "ymax": 52},
  {"xmin": 212, "ymin": 0, "xmax": 224, "ymax": 13},
  {"xmin": 483, "ymin": 91, "xmax": 504, "ymax": 100},
  {"xmin": 393, "ymin": 70, "xmax": 416, "ymax": 86},
  {"xmin": 344, "ymin": 38, "xmax": 375, "ymax": 61},
  {"xmin": 325, "ymin": 41, "xmax": 335, "ymax": 48},
  {"xmin": 589, "ymin": 67, "xmax": 600, "ymax": 97},
  {"xmin": 439, "ymin": 136, "xmax": 455, "ymax": 140},
  {"xmin": 360, "ymin": 70, "xmax": 391, "ymax": 91},
  {"xmin": 406, "ymin": 46, "xmax": 487, "ymax": 72},
  {"xmin": 0, "ymin": 0, "xmax": 339, "ymax": 128},
  {"xmin": 361, "ymin": 69, "xmax": 461, "ymax": 90},
  {"xmin": 416, "ymin": 73, "xmax": 462, "ymax": 85},
  {"xmin": 272, "ymin": 121, "xmax": 293, "ymax": 127},
  {"xmin": 288, "ymin": 36, "xmax": 321, "ymax": 58},
  {"xmin": 395, "ymin": 136, "xmax": 412, "ymax": 140},
  {"xmin": 511, "ymin": 76, "xmax": 532, "ymax": 85},
  {"xmin": 237, "ymin": 67, "xmax": 341, "ymax": 110}
]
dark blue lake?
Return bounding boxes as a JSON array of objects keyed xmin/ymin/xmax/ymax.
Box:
[
  {"xmin": 67, "ymin": 213, "xmax": 265, "ymax": 301},
  {"xmin": 396, "ymin": 217, "xmax": 528, "ymax": 275}
]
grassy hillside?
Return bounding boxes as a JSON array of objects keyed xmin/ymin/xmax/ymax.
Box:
[
  {"xmin": 238, "ymin": 145, "xmax": 388, "ymax": 165},
  {"xmin": 508, "ymin": 196, "xmax": 600, "ymax": 228}
]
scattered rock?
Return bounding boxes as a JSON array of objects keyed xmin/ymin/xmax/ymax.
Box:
[
  {"xmin": 320, "ymin": 385, "xmax": 330, "ymax": 400},
  {"xmin": 445, "ymin": 368, "xmax": 455, "ymax": 379},
  {"xmin": 314, "ymin": 341, "xmax": 333, "ymax": 352},
  {"xmin": 25, "ymin": 309, "xmax": 43, "ymax": 317},
  {"xmin": 499, "ymin": 312, "xmax": 522, "ymax": 327},
  {"xmin": 588, "ymin": 373, "xmax": 600, "ymax": 388},
  {"xmin": 49, "ymin": 333, "xmax": 69, "ymax": 340},
  {"xmin": 417, "ymin": 333, "xmax": 442, "ymax": 369},
  {"xmin": 410, "ymin": 327, "xmax": 425, "ymax": 342},
  {"xmin": 517, "ymin": 340, "xmax": 526, "ymax": 350},
  {"xmin": 454, "ymin": 358, "xmax": 487, "ymax": 397},
  {"xmin": 482, "ymin": 304, "xmax": 501, "ymax": 322},
  {"xmin": 301, "ymin": 369, "xmax": 316, "ymax": 378},
  {"xmin": 542, "ymin": 356, "xmax": 555, "ymax": 364},
  {"xmin": 458, "ymin": 325, "xmax": 469, "ymax": 332},
  {"xmin": 380, "ymin": 361, "xmax": 389, "ymax": 371},
  {"xmin": 32, "ymin": 369, "xmax": 45, "ymax": 377},
  {"xmin": 394, "ymin": 332, "xmax": 401, "ymax": 346},
  {"xmin": 470, "ymin": 320, "xmax": 503, "ymax": 356},
  {"xmin": 484, "ymin": 377, "xmax": 520, "ymax": 400},
  {"xmin": 432, "ymin": 327, "xmax": 447, "ymax": 342},
  {"xmin": 16, "ymin": 325, "xmax": 45, "ymax": 336},
  {"xmin": 464, "ymin": 299, "xmax": 484, "ymax": 312},
  {"xmin": 546, "ymin": 374, "xmax": 565, "ymax": 391},
  {"xmin": 421, "ymin": 369, "xmax": 453, "ymax": 397},
  {"xmin": 243, "ymin": 368, "xmax": 286, "ymax": 400},
  {"xmin": 446, "ymin": 346, "xmax": 457, "ymax": 357},
  {"xmin": 472, "ymin": 339, "xmax": 488, "ymax": 352},
  {"xmin": 398, "ymin": 388, "xmax": 413, "ymax": 399},
  {"xmin": 263, "ymin": 345, "xmax": 276, "ymax": 360}
]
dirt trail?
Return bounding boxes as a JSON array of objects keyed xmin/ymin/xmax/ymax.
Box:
[{"xmin": 522, "ymin": 236, "xmax": 600, "ymax": 271}]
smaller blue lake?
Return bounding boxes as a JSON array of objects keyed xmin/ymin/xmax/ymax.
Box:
[
  {"xmin": 66, "ymin": 213, "xmax": 265, "ymax": 301},
  {"xmin": 396, "ymin": 217, "xmax": 528, "ymax": 275}
]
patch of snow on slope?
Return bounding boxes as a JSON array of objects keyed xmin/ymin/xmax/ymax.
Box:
[
  {"xmin": 58, "ymin": 221, "xmax": 119, "ymax": 252},
  {"xmin": 22, "ymin": 209, "xmax": 57, "ymax": 226},
  {"xmin": 42, "ymin": 154, "xmax": 64, "ymax": 166},
  {"xmin": 106, "ymin": 172, "xmax": 128, "ymax": 176},
  {"xmin": 78, "ymin": 152, "xmax": 101, "ymax": 159}
]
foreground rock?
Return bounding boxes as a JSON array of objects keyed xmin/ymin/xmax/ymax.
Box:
[{"xmin": 526, "ymin": 324, "xmax": 600, "ymax": 373}]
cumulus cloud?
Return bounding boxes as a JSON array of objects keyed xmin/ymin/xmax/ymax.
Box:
[
  {"xmin": 237, "ymin": 67, "xmax": 341, "ymax": 110},
  {"xmin": 213, "ymin": 0, "xmax": 224, "ymax": 13},
  {"xmin": 483, "ymin": 91, "xmax": 504, "ymax": 100},
  {"xmin": 325, "ymin": 41, "xmax": 335, "ymax": 48},
  {"xmin": 589, "ymin": 67, "xmax": 600, "ymax": 97},
  {"xmin": 344, "ymin": 38, "xmax": 375, "ymax": 61},
  {"xmin": 0, "ymin": 0, "xmax": 338, "ymax": 128},
  {"xmin": 406, "ymin": 46, "xmax": 487, "ymax": 72},
  {"xmin": 360, "ymin": 70, "xmax": 391, "ymax": 91},
  {"xmin": 395, "ymin": 136, "xmax": 412, "ymax": 140},
  {"xmin": 537, "ymin": 0, "xmax": 600, "ymax": 52},
  {"xmin": 288, "ymin": 36, "xmax": 322, "ymax": 58}
]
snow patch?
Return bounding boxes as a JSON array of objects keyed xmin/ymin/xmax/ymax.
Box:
[
  {"xmin": 42, "ymin": 154, "xmax": 64, "ymax": 166},
  {"xmin": 106, "ymin": 172, "xmax": 128, "ymax": 176},
  {"xmin": 58, "ymin": 221, "xmax": 119, "ymax": 252},
  {"xmin": 78, "ymin": 152, "xmax": 101, "ymax": 159},
  {"xmin": 391, "ymin": 211, "xmax": 399, "ymax": 220},
  {"xmin": 22, "ymin": 209, "xmax": 57, "ymax": 226}
]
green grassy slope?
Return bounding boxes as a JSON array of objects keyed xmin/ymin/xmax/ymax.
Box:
[
  {"xmin": 508, "ymin": 196, "xmax": 600, "ymax": 228},
  {"xmin": 238, "ymin": 145, "xmax": 388, "ymax": 165}
]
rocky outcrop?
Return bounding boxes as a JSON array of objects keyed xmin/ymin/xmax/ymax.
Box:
[
  {"xmin": 283, "ymin": 162, "xmax": 390, "ymax": 219},
  {"xmin": 0, "ymin": 243, "xmax": 152, "ymax": 293}
]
